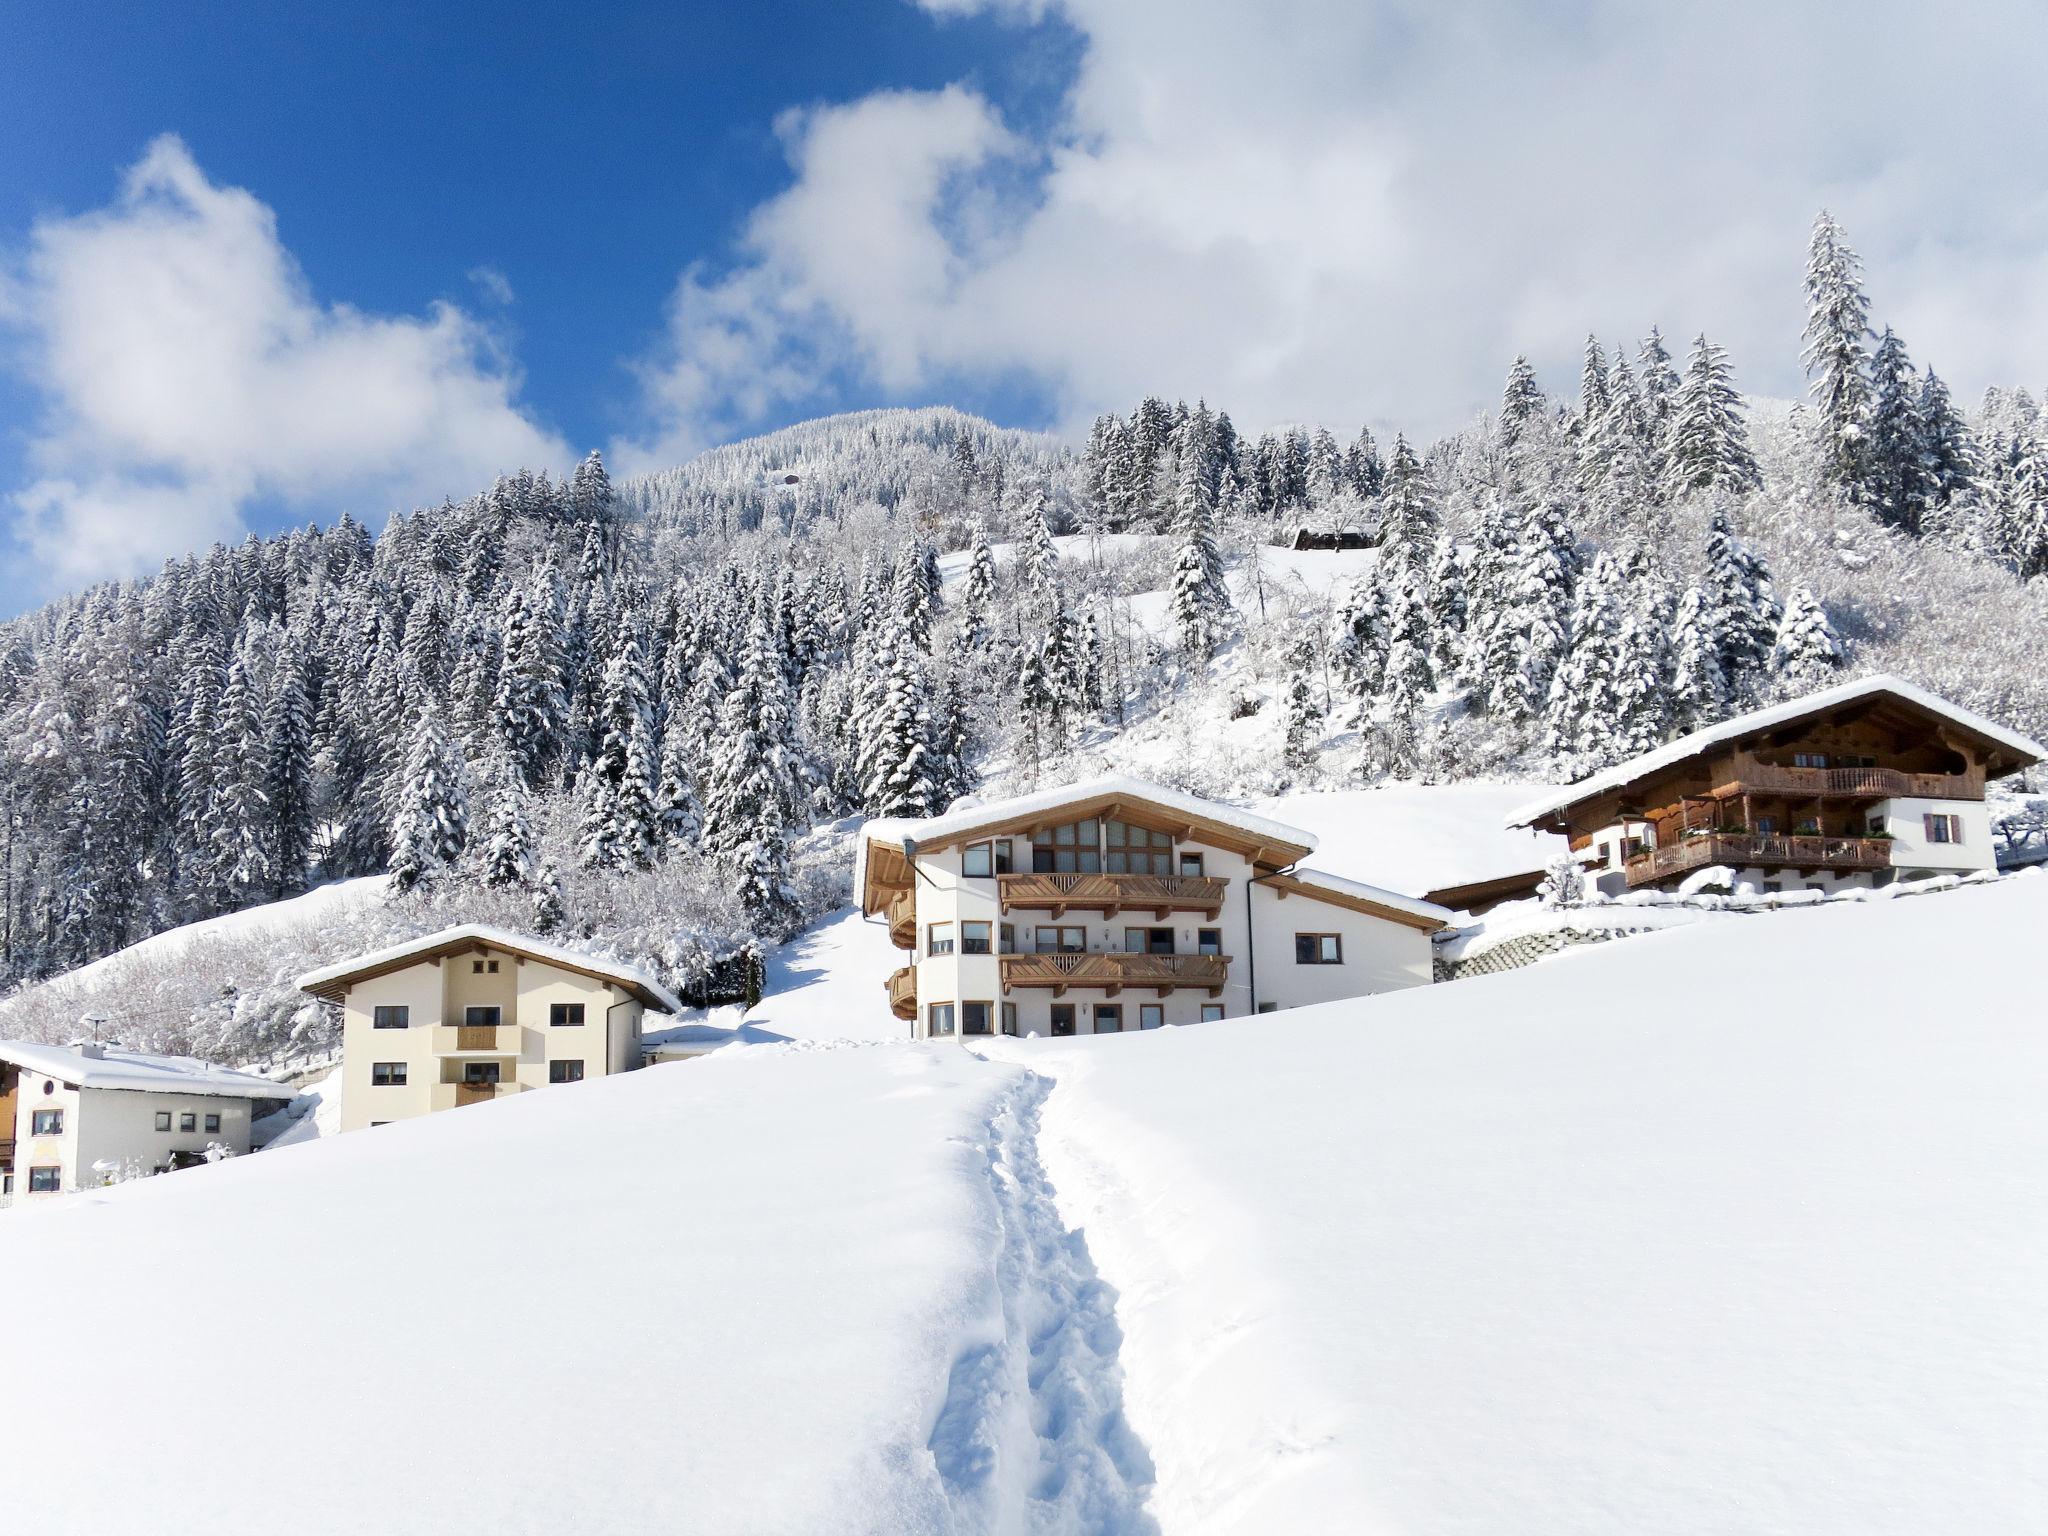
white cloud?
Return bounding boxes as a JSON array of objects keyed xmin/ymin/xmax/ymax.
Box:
[
  {"xmin": 620, "ymin": 0, "xmax": 2048, "ymax": 463},
  {"xmin": 3, "ymin": 136, "xmax": 567, "ymax": 591},
  {"xmin": 468, "ymin": 265, "xmax": 516, "ymax": 306}
]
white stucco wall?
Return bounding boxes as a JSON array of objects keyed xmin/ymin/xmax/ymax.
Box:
[
  {"xmin": 11, "ymin": 1071, "xmax": 254, "ymax": 1198},
  {"xmin": 1876, "ymin": 797, "xmax": 1994, "ymax": 874}
]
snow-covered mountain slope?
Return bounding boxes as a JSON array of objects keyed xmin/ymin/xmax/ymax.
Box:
[
  {"xmin": 10, "ymin": 870, "xmax": 2047, "ymax": 1533},
  {"xmin": 986, "ymin": 871, "xmax": 2048, "ymax": 1535}
]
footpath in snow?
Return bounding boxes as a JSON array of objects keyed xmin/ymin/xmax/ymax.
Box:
[{"xmin": 987, "ymin": 873, "xmax": 2048, "ymax": 1534}]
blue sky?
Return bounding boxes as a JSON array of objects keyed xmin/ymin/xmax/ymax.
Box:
[{"xmin": 3, "ymin": 0, "xmax": 2046, "ymax": 612}]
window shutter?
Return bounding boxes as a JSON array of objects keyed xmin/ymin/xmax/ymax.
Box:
[
  {"xmin": 1950, "ymin": 814, "xmax": 1964, "ymax": 844},
  {"xmin": 1923, "ymin": 813, "xmax": 1939, "ymax": 842}
]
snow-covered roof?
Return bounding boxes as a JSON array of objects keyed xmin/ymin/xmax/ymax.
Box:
[
  {"xmin": 296, "ymin": 924, "xmax": 682, "ymax": 1014},
  {"xmin": 0, "ymin": 1040, "xmax": 288, "ymax": 1099},
  {"xmin": 1507, "ymin": 674, "xmax": 2048, "ymax": 829},
  {"xmin": 1272, "ymin": 867, "xmax": 1457, "ymax": 930},
  {"xmin": 857, "ymin": 775, "xmax": 1320, "ymax": 899}
]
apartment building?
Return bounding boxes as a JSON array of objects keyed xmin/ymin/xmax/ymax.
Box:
[
  {"xmin": 297, "ymin": 925, "xmax": 678, "ymax": 1132},
  {"xmin": 858, "ymin": 776, "xmax": 1452, "ymax": 1038},
  {"xmin": 1509, "ymin": 674, "xmax": 2045, "ymax": 896},
  {"xmin": 0, "ymin": 1040, "xmax": 285, "ymax": 1201}
]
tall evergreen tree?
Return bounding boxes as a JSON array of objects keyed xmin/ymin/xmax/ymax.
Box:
[
  {"xmin": 1770, "ymin": 584, "xmax": 1843, "ymax": 689},
  {"xmin": 1864, "ymin": 327, "xmax": 1929, "ymax": 534},
  {"xmin": 388, "ymin": 708, "xmax": 469, "ymax": 893},
  {"xmin": 1664, "ymin": 335, "xmax": 1761, "ymax": 496},
  {"xmin": 1802, "ymin": 209, "xmax": 1875, "ymax": 495}
]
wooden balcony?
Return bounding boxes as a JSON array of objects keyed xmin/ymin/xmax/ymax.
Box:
[
  {"xmin": 431, "ymin": 1022, "xmax": 521, "ymax": 1056},
  {"xmin": 997, "ymin": 872, "xmax": 1228, "ymax": 919},
  {"xmin": 1000, "ymin": 952, "xmax": 1230, "ymax": 997},
  {"xmin": 1711, "ymin": 762, "xmax": 1978, "ymax": 802},
  {"xmin": 0, "ymin": 1137, "xmax": 13, "ymax": 1167},
  {"xmin": 887, "ymin": 965, "xmax": 918, "ymax": 1021},
  {"xmin": 429, "ymin": 1080, "xmax": 525, "ymax": 1111},
  {"xmin": 1627, "ymin": 832, "xmax": 1894, "ymax": 887},
  {"xmin": 886, "ymin": 888, "xmax": 917, "ymax": 949}
]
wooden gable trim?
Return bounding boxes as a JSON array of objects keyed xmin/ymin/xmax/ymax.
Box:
[
  {"xmin": 303, "ymin": 938, "xmax": 669, "ymax": 1010},
  {"xmin": 1254, "ymin": 872, "xmax": 1447, "ymax": 932},
  {"xmin": 906, "ymin": 792, "xmax": 1313, "ymax": 868}
]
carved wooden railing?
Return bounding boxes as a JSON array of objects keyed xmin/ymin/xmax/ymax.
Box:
[
  {"xmin": 1000, "ymin": 952, "xmax": 1230, "ymax": 996},
  {"xmin": 886, "ymin": 966, "xmax": 918, "ymax": 1020},
  {"xmin": 1627, "ymin": 833, "xmax": 1894, "ymax": 886},
  {"xmin": 1711, "ymin": 763, "xmax": 1978, "ymax": 801},
  {"xmin": 997, "ymin": 872, "xmax": 1228, "ymax": 917},
  {"xmin": 886, "ymin": 888, "xmax": 917, "ymax": 949}
]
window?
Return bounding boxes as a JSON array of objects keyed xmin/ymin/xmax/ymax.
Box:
[
  {"xmin": 1034, "ymin": 925, "xmax": 1086, "ymax": 953},
  {"xmin": 463, "ymin": 1062, "xmax": 501, "ymax": 1085},
  {"xmin": 1924, "ymin": 813, "xmax": 1963, "ymax": 844},
  {"xmin": 465, "ymin": 1005, "xmax": 502, "ymax": 1025},
  {"xmin": 204, "ymin": 1113, "xmax": 221, "ymax": 1134},
  {"xmin": 1094, "ymin": 1004, "xmax": 1123, "ymax": 1033},
  {"xmin": 550, "ymin": 1003, "xmax": 586, "ymax": 1027},
  {"xmin": 1050, "ymin": 1004, "xmax": 1077, "ymax": 1037},
  {"xmin": 1178, "ymin": 852, "xmax": 1205, "ymax": 877},
  {"xmin": 999, "ymin": 923, "xmax": 1017, "ymax": 955},
  {"xmin": 927, "ymin": 922, "xmax": 955, "ymax": 956},
  {"xmin": 928, "ymin": 1003, "xmax": 956, "ymax": 1037},
  {"xmin": 472, "ymin": 960, "xmax": 484, "ymax": 973},
  {"xmin": 1033, "ymin": 818, "xmax": 1175, "ymax": 875},
  {"xmin": 962, "ymin": 1001, "xmax": 993, "ymax": 1036},
  {"xmin": 373, "ymin": 1005, "xmax": 410, "ymax": 1029},
  {"xmin": 962, "ymin": 842, "xmax": 994, "ymax": 877},
  {"xmin": 1001, "ymin": 1002, "xmax": 1019, "ymax": 1037},
  {"xmin": 28, "ymin": 1167, "xmax": 61, "ymax": 1194},
  {"xmin": 154, "ymin": 1111, "xmax": 172, "ymax": 1132},
  {"xmin": 1867, "ymin": 816, "xmax": 1886, "ymax": 835},
  {"xmin": 993, "ymin": 839, "xmax": 1014, "ymax": 875},
  {"xmin": 179, "ymin": 1112, "xmax": 197, "ymax": 1133},
  {"xmin": 371, "ymin": 1062, "xmax": 407, "ymax": 1087},
  {"xmin": 1794, "ymin": 817, "xmax": 1820, "ymax": 834},
  {"xmin": 1200, "ymin": 1004, "xmax": 1226, "ymax": 1023},
  {"xmin": 1197, "ymin": 928, "xmax": 1222, "ymax": 956},
  {"xmin": 1139, "ymin": 1004, "xmax": 1165, "ymax": 1029},
  {"xmin": 1295, "ymin": 933, "xmax": 1343, "ymax": 964},
  {"xmin": 1256, "ymin": 1002, "xmax": 1278, "ymax": 1014},
  {"xmin": 961, "ymin": 921, "xmax": 992, "ymax": 955},
  {"xmin": 1793, "ymin": 752, "xmax": 1828, "ymax": 769},
  {"xmin": 1755, "ymin": 816, "xmax": 1777, "ymax": 835},
  {"xmin": 1123, "ymin": 927, "xmax": 1175, "ymax": 955},
  {"xmin": 31, "ymin": 1108, "xmax": 62, "ymax": 1136},
  {"xmin": 488, "ymin": 960, "xmax": 499, "ymax": 973},
  {"xmin": 549, "ymin": 1060, "xmax": 585, "ymax": 1084}
]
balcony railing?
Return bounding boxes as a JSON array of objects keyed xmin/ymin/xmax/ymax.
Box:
[
  {"xmin": 886, "ymin": 888, "xmax": 917, "ymax": 950},
  {"xmin": 887, "ymin": 966, "xmax": 918, "ymax": 1021},
  {"xmin": 430, "ymin": 1022, "xmax": 522, "ymax": 1057},
  {"xmin": 1711, "ymin": 763, "xmax": 1978, "ymax": 801},
  {"xmin": 429, "ymin": 1080, "xmax": 525, "ymax": 1111},
  {"xmin": 1627, "ymin": 832, "xmax": 1894, "ymax": 886},
  {"xmin": 0, "ymin": 1137, "xmax": 13, "ymax": 1166},
  {"xmin": 997, "ymin": 872, "xmax": 1229, "ymax": 918},
  {"xmin": 1000, "ymin": 951, "xmax": 1230, "ymax": 997}
]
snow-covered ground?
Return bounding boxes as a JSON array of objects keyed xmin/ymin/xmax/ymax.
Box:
[
  {"xmin": 1256, "ymin": 781, "xmax": 1564, "ymax": 894},
  {"xmin": 13, "ymin": 864, "xmax": 2047, "ymax": 1532}
]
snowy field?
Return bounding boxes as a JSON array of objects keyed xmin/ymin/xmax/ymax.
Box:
[{"xmin": 10, "ymin": 872, "xmax": 2047, "ymax": 1532}]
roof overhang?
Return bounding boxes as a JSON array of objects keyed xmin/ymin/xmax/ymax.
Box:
[
  {"xmin": 1255, "ymin": 870, "xmax": 1453, "ymax": 932},
  {"xmin": 297, "ymin": 927, "xmax": 679, "ymax": 1013}
]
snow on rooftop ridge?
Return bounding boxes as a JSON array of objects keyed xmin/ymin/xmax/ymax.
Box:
[
  {"xmin": 0, "ymin": 1039, "xmax": 286, "ymax": 1098},
  {"xmin": 1506, "ymin": 674, "xmax": 2048, "ymax": 828},
  {"xmin": 1284, "ymin": 866, "xmax": 1457, "ymax": 927},
  {"xmin": 860, "ymin": 774, "xmax": 1321, "ymax": 856},
  {"xmin": 294, "ymin": 923, "xmax": 683, "ymax": 1014}
]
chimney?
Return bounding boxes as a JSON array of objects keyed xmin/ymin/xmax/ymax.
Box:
[{"xmin": 71, "ymin": 1040, "xmax": 105, "ymax": 1060}]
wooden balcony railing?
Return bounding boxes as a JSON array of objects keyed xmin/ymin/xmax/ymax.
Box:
[
  {"xmin": 886, "ymin": 888, "xmax": 917, "ymax": 950},
  {"xmin": 887, "ymin": 966, "xmax": 918, "ymax": 1021},
  {"xmin": 997, "ymin": 872, "xmax": 1228, "ymax": 918},
  {"xmin": 1000, "ymin": 951, "xmax": 1230, "ymax": 997},
  {"xmin": 0, "ymin": 1137, "xmax": 14, "ymax": 1166},
  {"xmin": 456, "ymin": 1025, "xmax": 499, "ymax": 1051},
  {"xmin": 1711, "ymin": 763, "xmax": 1978, "ymax": 801},
  {"xmin": 433, "ymin": 1022, "xmax": 519, "ymax": 1056},
  {"xmin": 455, "ymin": 1081, "xmax": 499, "ymax": 1107},
  {"xmin": 1627, "ymin": 832, "xmax": 1894, "ymax": 887}
]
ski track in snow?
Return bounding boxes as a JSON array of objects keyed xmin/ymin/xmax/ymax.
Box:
[{"xmin": 932, "ymin": 1070, "xmax": 1160, "ymax": 1535}]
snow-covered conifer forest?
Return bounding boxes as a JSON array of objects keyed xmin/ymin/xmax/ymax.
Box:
[{"xmin": 4, "ymin": 214, "xmax": 2046, "ymax": 1063}]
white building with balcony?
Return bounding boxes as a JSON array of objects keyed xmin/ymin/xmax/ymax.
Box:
[
  {"xmin": 298, "ymin": 925, "xmax": 678, "ymax": 1132},
  {"xmin": 0, "ymin": 1040, "xmax": 286, "ymax": 1201},
  {"xmin": 857, "ymin": 777, "xmax": 1452, "ymax": 1039},
  {"xmin": 1508, "ymin": 674, "xmax": 2045, "ymax": 896}
]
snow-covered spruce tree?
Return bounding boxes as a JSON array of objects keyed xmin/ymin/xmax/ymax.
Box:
[
  {"xmin": 959, "ymin": 524, "xmax": 997, "ymax": 648},
  {"xmin": 1668, "ymin": 584, "xmax": 1732, "ymax": 732},
  {"xmin": 1663, "ymin": 334, "xmax": 1761, "ymax": 497},
  {"xmin": 1802, "ymin": 208, "xmax": 1876, "ymax": 498},
  {"xmin": 1865, "ymin": 327, "xmax": 1930, "ymax": 535},
  {"xmin": 207, "ymin": 654, "xmax": 271, "ymax": 907},
  {"xmin": 530, "ymin": 856, "xmax": 565, "ymax": 935},
  {"xmin": 862, "ymin": 633, "xmax": 941, "ymax": 819},
  {"xmin": 495, "ymin": 565, "xmax": 567, "ymax": 791},
  {"xmin": 891, "ymin": 543, "xmax": 937, "ymax": 655},
  {"xmin": 577, "ymin": 635, "xmax": 661, "ymax": 871},
  {"xmin": 1498, "ymin": 355, "xmax": 1545, "ymax": 463},
  {"xmin": 1703, "ymin": 507, "xmax": 1780, "ymax": 694},
  {"xmin": 1976, "ymin": 431, "xmax": 2048, "ymax": 580},
  {"xmin": 1637, "ymin": 327, "xmax": 1681, "ymax": 445},
  {"xmin": 1333, "ymin": 568, "xmax": 1391, "ymax": 713},
  {"xmin": 1168, "ymin": 466, "xmax": 1232, "ymax": 660},
  {"xmin": 258, "ymin": 641, "xmax": 315, "ymax": 899},
  {"xmin": 479, "ymin": 768, "xmax": 533, "ymax": 889},
  {"xmin": 1039, "ymin": 590, "xmax": 1087, "ymax": 730},
  {"xmin": 1915, "ymin": 370, "xmax": 1977, "ymax": 535},
  {"xmin": 1486, "ymin": 498, "xmax": 1576, "ymax": 722},
  {"xmin": 1544, "ymin": 550, "xmax": 1627, "ymax": 776},
  {"xmin": 387, "ymin": 708, "xmax": 469, "ymax": 895},
  {"xmin": 1378, "ymin": 435, "xmax": 1439, "ymax": 556},
  {"xmin": 1023, "ymin": 499, "xmax": 1061, "ymax": 598},
  {"xmin": 1610, "ymin": 549, "xmax": 1675, "ymax": 755},
  {"xmin": 654, "ymin": 720, "xmax": 703, "ymax": 852},
  {"xmin": 1770, "ymin": 584, "xmax": 1844, "ymax": 690},
  {"xmin": 1424, "ymin": 535, "xmax": 1469, "ymax": 681},
  {"xmin": 1578, "ymin": 334, "xmax": 1610, "ymax": 422},
  {"xmin": 1282, "ymin": 637, "xmax": 1324, "ymax": 775}
]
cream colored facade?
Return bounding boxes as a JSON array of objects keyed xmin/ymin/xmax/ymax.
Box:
[
  {"xmin": 860, "ymin": 778, "xmax": 1450, "ymax": 1040},
  {"xmin": 301, "ymin": 927, "xmax": 672, "ymax": 1133}
]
